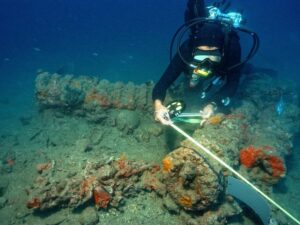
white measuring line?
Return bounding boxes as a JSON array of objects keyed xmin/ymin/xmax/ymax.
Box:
[{"xmin": 170, "ymin": 122, "xmax": 300, "ymax": 225}]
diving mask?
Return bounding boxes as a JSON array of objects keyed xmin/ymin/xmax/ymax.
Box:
[{"xmin": 190, "ymin": 49, "xmax": 221, "ymax": 78}]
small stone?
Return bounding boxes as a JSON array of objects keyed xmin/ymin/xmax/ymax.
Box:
[
  {"xmin": 36, "ymin": 162, "xmax": 52, "ymax": 173},
  {"xmin": 56, "ymin": 180, "xmax": 67, "ymax": 193},
  {"xmin": 116, "ymin": 110, "xmax": 140, "ymax": 134},
  {"xmin": 43, "ymin": 212, "xmax": 66, "ymax": 225},
  {"xmin": 1, "ymin": 164, "xmax": 13, "ymax": 173},
  {"xmin": 0, "ymin": 197, "xmax": 7, "ymax": 209},
  {"xmin": 0, "ymin": 176, "xmax": 9, "ymax": 196},
  {"xmin": 87, "ymin": 113, "xmax": 107, "ymax": 124},
  {"xmin": 89, "ymin": 130, "xmax": 104, "ymax": 145},
  {"xmin": 76, "ymin": 138, "xmax": 93, "ymax": 152},
  {"xmin": 225, "ymin": 195, "xmax": 234, "ymax": 203},
  {"xmin": 134, "ymin": 129, "xmax": 150, "ymax": 143},
  {"xmin": 97, "ymin": 165, "xmax": 116, "ymax": 180},
  {"xmin": 147, "ymin": 123, "xmax": 163, "ymax": 137},
  {"xmin": 67, "ymin": 171, "xmax": 77, "ymax": 178},
  {"xmin": 79, "ymin": 207, "xmax": 99, "ymax": 225},
  {"xmin": 15, "ymin": 211, "xmax": 30, "ymax": 219}
]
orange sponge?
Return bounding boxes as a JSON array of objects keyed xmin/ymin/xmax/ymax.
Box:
[
  {"xmin": 162, "ymin": 157, "xmax": 173, "ymax": 173},
  {"xmin": 240, "ymin": 145, "xmax": 263, "ymax": 168}
]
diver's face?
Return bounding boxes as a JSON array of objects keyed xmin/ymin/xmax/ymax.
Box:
[
  {"xmin": 190, "ymin": 46, "xmax": 221, "ymax": 81},
  {"xmin": 197, "ymin": 46, "xmax": 218, "ymax": 51},
  {"xmin": 195, "ymin": 46, "xmax": 221, "ymax": 62}
]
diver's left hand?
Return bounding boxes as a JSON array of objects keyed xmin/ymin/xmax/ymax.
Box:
[{"xmin": 199, "ymin": 104, "xmax": 215, "ymax": 119}]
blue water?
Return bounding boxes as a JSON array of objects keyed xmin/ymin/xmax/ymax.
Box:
[
  {"xmin": 0, "ymin": 0, "xmax": 184, "ymax": 84},
  {"xmin": 0, "ymin": 0, "xmax": 299, "ymax": 223},
  {"xmin": 1, "ymin": 0, "xmax": 299, "ymax": 84}
]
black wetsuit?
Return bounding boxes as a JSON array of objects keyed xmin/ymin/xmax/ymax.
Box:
[{"xmin": 152, "ymin": 0, "xmax": 242, "ymax": 109}]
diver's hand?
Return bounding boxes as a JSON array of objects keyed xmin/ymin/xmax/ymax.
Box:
[
  {"xmin": 199, "ymin": 104, "xmax": 215, "ymax": 119},
  {"xmin": 154, "ymin": 100, "xmax": 172, "ymax": 125}
]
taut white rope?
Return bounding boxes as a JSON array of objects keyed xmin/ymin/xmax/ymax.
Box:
[{"xmin": 170, "ymin": 122, "xmax": 300, "ymax": 225}]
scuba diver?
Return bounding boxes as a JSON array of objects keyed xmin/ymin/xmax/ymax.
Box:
[{"xmin": 152, "ymin": 0, "xmax": 259, "ymax": 125}]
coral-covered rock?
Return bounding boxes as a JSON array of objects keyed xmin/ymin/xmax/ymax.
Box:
[
  {"xmin": 116, "ymin": 110, "xmax": 140, "ymax": 133},
  {"xmin": 206, "ymin": 113, "xmax": 225, "ymax": 125},
  {"xmin": 239, "ymin": 145, "xmax": 286, "ymax": 184},
  {"xmin": 93, "ymin": 186, "xmax": 111, "ymax": 209},
  {"xmin": 239, "ymin": 145, "xmax": 263, "ymax": 168},
  {"xmin": 26, "ymin": 158, "xmax": 157, "ymax": 212},
  {"xmin": 161, "ymin": 148, "xmax": 225, "ymax": 212},
  {"xmin": 26, "ymin": 198, "xmax": 41, "ymax": 209},
  {"xmin": 35, "ymin": 72, "xmax": 155, "ymax": 113},
  {"xmin": 36, "ymin": 162, "xmax": 52, "ymax": 174},
  {"xmin": 262, "ymin": 155, "xmax": 286, "ymax": 178}
]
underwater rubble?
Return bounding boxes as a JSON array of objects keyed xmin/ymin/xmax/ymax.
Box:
[
  {"xmin": 26, "ymin": 149, "xmax": 243, "ymax": 225},
  {"xmin": 26, "ymin": 157, "xmax": 160, "ymax": 211},
  {"xmin": 2, "ymin": 71, "xmax": 298, "ymax": 224}
]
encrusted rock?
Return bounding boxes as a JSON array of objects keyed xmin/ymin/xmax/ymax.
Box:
[
  {"xmin": 35, "ymin": 72, "xmax": 155, "ymax": 112},
  {"xmin": 26, "ymin": 159, "xmax": 158, "ymax": 212},
  {"xmin": 116, "ymin": 110, "xmax": 140, "ymax": 134},
  {"xmin": 97, "ymin": 164, "xmax": 117, "ymax": 180},
  {"xmin": 147, "ymin": 123, "xmax": 163, "ymax": 137},
  {"xmin": 161, "ymin": 147, "xmax": 225, "ymax": 212}
]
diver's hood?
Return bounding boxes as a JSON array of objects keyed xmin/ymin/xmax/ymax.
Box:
[{"xmin": 192, "ymin": 22, "xmax": 225, "ymax": 48}]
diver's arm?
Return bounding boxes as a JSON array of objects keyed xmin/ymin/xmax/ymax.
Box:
[
  {"xmin": 152, "ymin": 42, "xmax": 189, "ymax": 124},
  {"xmin": 152, "ymin": 44, "xmax": 189, "ymax": 103},
  {"xmin": 152, "ymin": 54, "xmax": 183, "ymax": 103},
  {"xmin": 152, "ymin": 53, "xmax": 184, "ymax": 125}
]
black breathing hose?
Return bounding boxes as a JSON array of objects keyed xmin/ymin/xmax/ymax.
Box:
[{"xmin": 169, "ymin": 18, "xmax": 260, "ymax": 71}]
